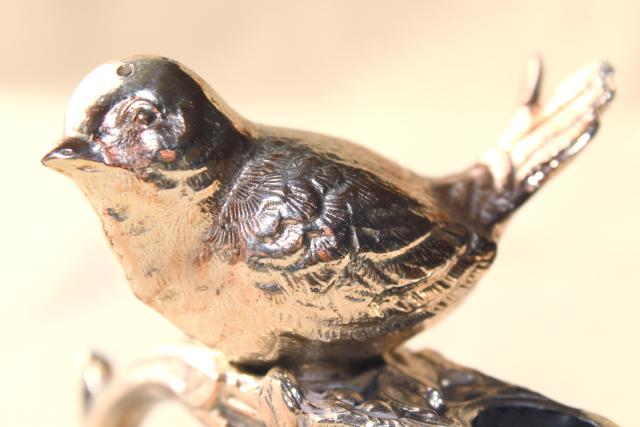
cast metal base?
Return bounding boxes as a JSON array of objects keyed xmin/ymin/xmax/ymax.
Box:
[{"xmin": 82, "ymin": 341, "xmax": 616, "ymax": 427}]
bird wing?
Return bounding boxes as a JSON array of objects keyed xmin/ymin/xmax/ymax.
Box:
[{"xmin": 206, "ymin": 143, "xmax": 495, "ymax": 309}]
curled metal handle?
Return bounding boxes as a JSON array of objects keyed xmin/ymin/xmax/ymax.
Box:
[{"xmin": 82, "ymin": 343, "xmax": 262, "ymax": 427}]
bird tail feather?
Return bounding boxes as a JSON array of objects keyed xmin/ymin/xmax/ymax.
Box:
[
  {"xmin": 434, "ymin": 59, "xmax": 615, "ymax": 238},
  {"xmin": 481, "ymin": 59, "xmax": 614, "ymax": 234}
]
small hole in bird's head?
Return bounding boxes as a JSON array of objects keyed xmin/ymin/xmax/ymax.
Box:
[{"xmin": 117, "ymin": 63, "xmax": 134, "ymax": 77}]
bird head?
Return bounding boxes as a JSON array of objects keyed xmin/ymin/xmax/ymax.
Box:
[
  {"xmin": 42, "ymin": 55, "xmax": 250, "ymax": 184},
  {"xmin": 41, "ymin": 56, "xmax": 254, "ymax": 306}
]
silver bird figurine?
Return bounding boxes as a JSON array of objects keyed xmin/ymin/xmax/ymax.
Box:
[{"xmin": 42, "ymin": 56, "xmax": 614, "ymax": 367}]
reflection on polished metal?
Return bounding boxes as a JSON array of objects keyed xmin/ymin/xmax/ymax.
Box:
[
  {"xmin": 42, "ymin": 55, "xmax": 615, "ymax": 425},
  {"xmin": 82, "ymin": 341, "xmax": 617, "ymax": 426}
]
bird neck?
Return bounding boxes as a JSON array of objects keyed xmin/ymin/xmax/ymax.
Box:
[{"xmin": 76, "ymin": 165, "xmax": 222, "ymax": 305}]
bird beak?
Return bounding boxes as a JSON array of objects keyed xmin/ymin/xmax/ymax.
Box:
[{"xmin": 41, "ymin": 137, "xmax": 107, "ymax": 173}]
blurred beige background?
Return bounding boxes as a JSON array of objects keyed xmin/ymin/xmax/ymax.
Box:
[{"xmin": 1, "ymin": 1, "xmax": 638, "ymax": 425}]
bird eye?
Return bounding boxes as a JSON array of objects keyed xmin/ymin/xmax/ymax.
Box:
[
  {"xmin": 133, "ymin": 108, "xmax": 158, "ymax": 126},
  {"xmin": 119, "ymin": 99, "xmax": 161, "ymax": 129}
]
